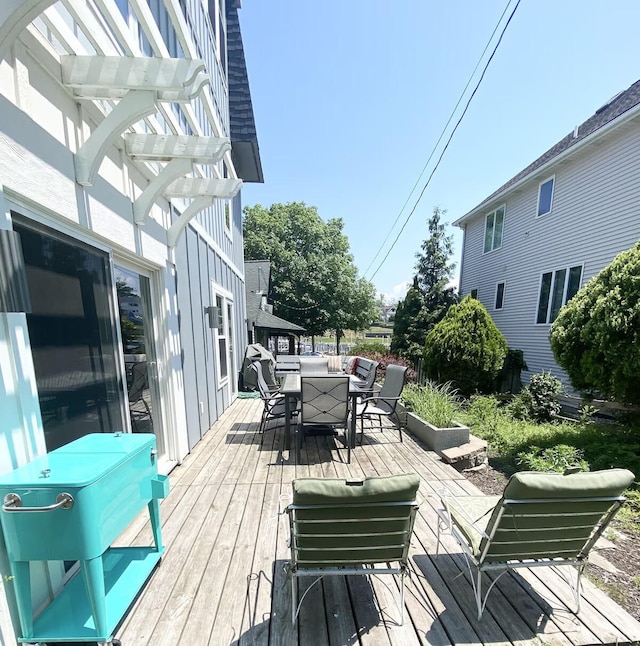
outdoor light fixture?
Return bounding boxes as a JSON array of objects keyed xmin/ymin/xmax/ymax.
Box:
[
  {"xmin": 204, "ymin": 306, "xmax": 218, "ymax": 329},
  {"xmin": 0, "ymin": 229, "xmax": 31, "ymax": 313}
]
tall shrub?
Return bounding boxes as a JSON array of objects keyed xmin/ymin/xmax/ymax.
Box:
[
  {"xmin": 550, "ymin": 243, "xmax": 640, "ymax": 405},
  {"xmin": 423, "ymin": 295, "xmax": 507, "ymax": 396}
]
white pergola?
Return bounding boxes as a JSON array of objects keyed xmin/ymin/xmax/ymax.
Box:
[{"xmin": 0, "ymin": 0, "xmax": 243, "ymax": 246}]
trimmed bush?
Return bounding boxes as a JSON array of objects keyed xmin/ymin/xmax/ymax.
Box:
[
  {"xmin": 509, "ymin": 371, "xmax": 562, "ymax": 423},
  {"xmin": 350, "ymin": 341, "xmax": 387, "ymax": 356},
  {"xmin": 423, "ymin": 295, "xmax": 507, "ymax": 395},
  {"xmin": 550, "ymin": 242, "xmax": 640, "ymax": 405}
]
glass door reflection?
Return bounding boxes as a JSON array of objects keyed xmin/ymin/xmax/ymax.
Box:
[{"xmin": 115, "ymin": 266, "xmax": 164, "ymax": 457}]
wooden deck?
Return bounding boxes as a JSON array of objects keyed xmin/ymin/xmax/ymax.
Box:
[{"xmin": 114, "ymin": 398, "xmax": 640, "ymax": 645}]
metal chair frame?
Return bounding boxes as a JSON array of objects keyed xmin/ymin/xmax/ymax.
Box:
[
  {"xmin": 436, "ymin": 490, "xmax": 628, "ymax": 620},
  {"xmin": 285, "ymin": 498, "xmax": 418, "ymax": 625},
  {"xmin": 357, "ymin": 364, "xmax": 407, "ymax": 443},
  {"xmin": 296, "ymin": 375, "xmax": 351, "ymax": 463}
]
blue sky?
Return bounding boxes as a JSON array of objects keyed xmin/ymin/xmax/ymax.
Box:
[{"xmin": 238, "ymin": 0, "xmax": 640, "ymax": 302}]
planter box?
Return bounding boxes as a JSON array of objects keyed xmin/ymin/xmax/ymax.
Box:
[{"xmin": 397, "ymin": 402, "xmax": 470, "ymax": 451}]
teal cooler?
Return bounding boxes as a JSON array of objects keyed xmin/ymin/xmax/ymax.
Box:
[{"xmin": 0, "ymin": 432, "xmax": 169, "ymax": 644}]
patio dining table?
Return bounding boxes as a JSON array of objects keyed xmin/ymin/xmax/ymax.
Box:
[{"xmin": 279, "ymin": 373, "xmax": 364, "ymax": 451}]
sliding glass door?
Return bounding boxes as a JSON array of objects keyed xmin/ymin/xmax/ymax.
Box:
[{"xmin": 13, "ymin": 217, "xmax": 125, "ymax": 452}]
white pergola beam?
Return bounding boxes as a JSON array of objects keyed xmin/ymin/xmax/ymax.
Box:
[
  {"xmin": 124, "ymin": 134, "xmax": 230, "ymax": 163},
  {"xmin": 0, "ymin": 0, "xmax": 57, "ymax": 61},
  {"xmin": 133, "ymin": 157, "xmax": 194, "ymax": 225},
  {"xmin": 74, "ymin": 90, "xmax": 157, "ymax": 186},
  {"xmin": 61, "ymin": 55, "xmax": 209, "ymax": 101},
  {"xmin": 167, "ymin": 196, "xmax": 214, "ymax": 248},
  {"xmin": 164, "ymin": 177, "xmax": 243, "ymax": 199}
]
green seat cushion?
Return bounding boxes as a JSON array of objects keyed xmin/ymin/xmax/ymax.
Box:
[
  {"xmin": 502, "ymin": 469, "xmax": 635, "ymax": 499},
  {"xmin": 447, "ymin": 495, "xmax": 501, "ymax": 556},
  {"xmin": 292, "ymin": 473, "xmax": 420, "ymax": 505}
]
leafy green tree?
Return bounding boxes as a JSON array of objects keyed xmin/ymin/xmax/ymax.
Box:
[
  {"xmin": 550, "ymin": 243, "xmax": 640, "ymax": 404},
  {"xmin": 423, "ymin": 295, "xmax": 508, "ymax": 395},
  {"xmin": 243, "ymin": 202, "xmax": 376, "ymax": 345}
]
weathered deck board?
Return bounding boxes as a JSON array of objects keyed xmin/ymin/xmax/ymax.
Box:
[{"xmin": 110, "ymin": 398, "xmax": 640, "ymax": 646}]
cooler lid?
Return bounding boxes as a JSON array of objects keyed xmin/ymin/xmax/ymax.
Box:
[
  {"xmin": 0, "ymin": 433, "xmax": 156, "ymax": 488},
  {"xmin": 54, "ymin": 432, "xmax": 155, "ymax": 455},
  {"xmin": 0, "ymin": 452, "xmax": 126, "ymax": 488}
]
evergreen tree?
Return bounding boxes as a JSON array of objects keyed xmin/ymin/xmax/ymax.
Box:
[
  {"xmin": 390, "ymin": 278, "xmax": 429, "ymax": 364},
  {"xmin": 391, "ymin": 207, "xmax": 458, "ymax": 364},
  {"xmin": 415, "ymin": 206, "xmax": 458, "ymax": 329}
]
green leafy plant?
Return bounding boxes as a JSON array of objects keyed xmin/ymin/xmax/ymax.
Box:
[
  {"xmin": 423, "ymin": 295, "xmax": 508, "ymax": 396},
  {"xmin": 579, "ymin": 404, "xmax": 599, "ymax": 425},
  {"xmin": 550, "ymin": 242, "xmax": 640, "ymax": 405},
  {"xmin": 401, "ymin": 381, "xmax": 460, "ymax": 429},
  {"xmin": 516, "ymin": 444, "xmax": 589, "ymax": 472},
  {"xmin": 510, "ymin": 371, "xmax": 562, "ymax": 423}
]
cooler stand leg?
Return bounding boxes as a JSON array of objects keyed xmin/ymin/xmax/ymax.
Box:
[
  {"xmin": 12, "ymin": 560, "xmax": 34, "ymax": 639},
  {"xmin": 148, "ymin": 498, "xmax": 163, "ymax": 552},
  {"xmin": 80, "ymin": 556, "xmax": 108, "ymax": 638}
]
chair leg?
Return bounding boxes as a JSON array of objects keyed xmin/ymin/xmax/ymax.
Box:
[
  {"xmin": 394, "ymin": 411, "xmax": 403, "ymax": 442},
  {"xmin": 296, "ymin": 425, "xmax": 302, "ymax": 464},
  {"xmin": 291, "ymin": 573, "xmax": 297, "ymax": 624},
  {"xmin": 400, "ymin": 569, "xmax": 406, "ymax": 625}
]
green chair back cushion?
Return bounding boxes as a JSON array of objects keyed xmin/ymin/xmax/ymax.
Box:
[
  {"xmin": 291, "ymin": 474, "xmax": 419, "ymax": 568},
  {"xmin": 480, "ymin": 468, "xmax": 635, "ymax": 563}
]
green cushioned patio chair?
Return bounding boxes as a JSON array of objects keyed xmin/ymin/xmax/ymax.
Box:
[
  {"xmin": 285, "ymin": 473, "xmax": 420, "ymax": 624},
  {"xmin": 436, "ymin": 468, "xmax": 635, "ymax": 620}
]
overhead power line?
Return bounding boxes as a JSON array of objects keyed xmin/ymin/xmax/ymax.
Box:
[{"xmin": 366, "ymin": 0, "xmax": 522, "ymax": 283}]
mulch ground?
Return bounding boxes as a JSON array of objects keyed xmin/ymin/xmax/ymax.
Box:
[{"xmin": 463, "ymin": 463, "xmax": 640, "ymax": 622}]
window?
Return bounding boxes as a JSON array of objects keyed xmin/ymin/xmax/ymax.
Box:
[
  {"xmin": 470, "ymin": 289, "xmax": 478, "ymax": 299},
  {"xmin": 483, "ymin": 205, "xmax": 505, "ymax": 253},
  {"xmin": 536, "ymin": 264, "xmax": 582, "ymax": 324},
  {"xmin": 212, "ymin": 288, "xmax": 234, "ymax": 384},
  {"xmin": 495, "ymin": 282, "xmax": 505, "ymax": 310},
  {"xmin": 215, "ymin": 294, "xmax": 228, "ymax": 381},
  {"xmin": 537, "ymin": 176, "xmax": 555, "ymax": 217}
]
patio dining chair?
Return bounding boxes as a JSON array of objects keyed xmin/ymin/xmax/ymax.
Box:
[
  {"xmin": 285, "ymin": 473, "xmax": 420, "ymax": 624},
  {"xmin": 128, "ymin": 361, "xmax": 153, "ymax": 432},
  {"xmin": 436, "ymin": 467, "xmax": 635, "ymax": 620},
  {"xmin": 250, "ymin": 361, "xmax": 297, "ymax": 440},
  {"xmin": 296, "ymin": 375, "xmax": 351, "ymax": 463},
  {"xmin": 356, "ymin": 364, "xmax": 407, "ymax": 444}
]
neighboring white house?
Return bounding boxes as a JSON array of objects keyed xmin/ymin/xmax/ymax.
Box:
[
  {"xmin": 0, "ymin": 0, "xmax": 261, "ymax": 639},
  {"xmin": 454, "ymin": 79, "xmax": 640, "ymax": 387}
]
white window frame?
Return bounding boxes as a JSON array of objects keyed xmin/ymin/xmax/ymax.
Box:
[
  {"xmin": 537, "ymin": 175, "xmax": 555, "ymax": 217},
  {"xmin": 535, "ymin": 263, "xmax": 583, "ymax": 325},
  {"xmin": 494, "ymin": 281, "xmax": 505, "ymax": 311},
  {"xmin": 483, "ymin": 204, "xmax": 505, "ymax": 254},
  {"xmin": 211, "ymin": 284, "xmax": 233, "ymax": 386}
]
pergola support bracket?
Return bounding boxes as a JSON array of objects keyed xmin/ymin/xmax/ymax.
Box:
[{"xmin": 74, "ymin": 90, "xmax": 157, "ymax": 186}]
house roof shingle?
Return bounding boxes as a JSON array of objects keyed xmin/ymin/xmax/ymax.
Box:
[
  {"xmin": 455, "ymin": 79, "xmax": 640, "ymax": 225},
  {"xmin": 244, "ymin": 260, "xmax": 306, "ymax": 334}
]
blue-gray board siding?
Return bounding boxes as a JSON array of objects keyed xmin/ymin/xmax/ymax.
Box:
[
  {"xmin": 459, "ymin": 119, "xmax": 640, "ymax": 387},
  {"xmin": 175, "ymin": 231, "xmax": 201, "ymax": 450}
]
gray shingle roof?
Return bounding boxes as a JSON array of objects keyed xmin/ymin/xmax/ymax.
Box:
[
  {"xmin": 245, "ymin": 260, "xmax": 306, "ymax": 333},
  {"xmin": 226, "ymin": 4, "xmax": 264, "ymax": 183},
  {"xmin": 457, "ymin": 79, "xmax": 640, "ymax": 223}
]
